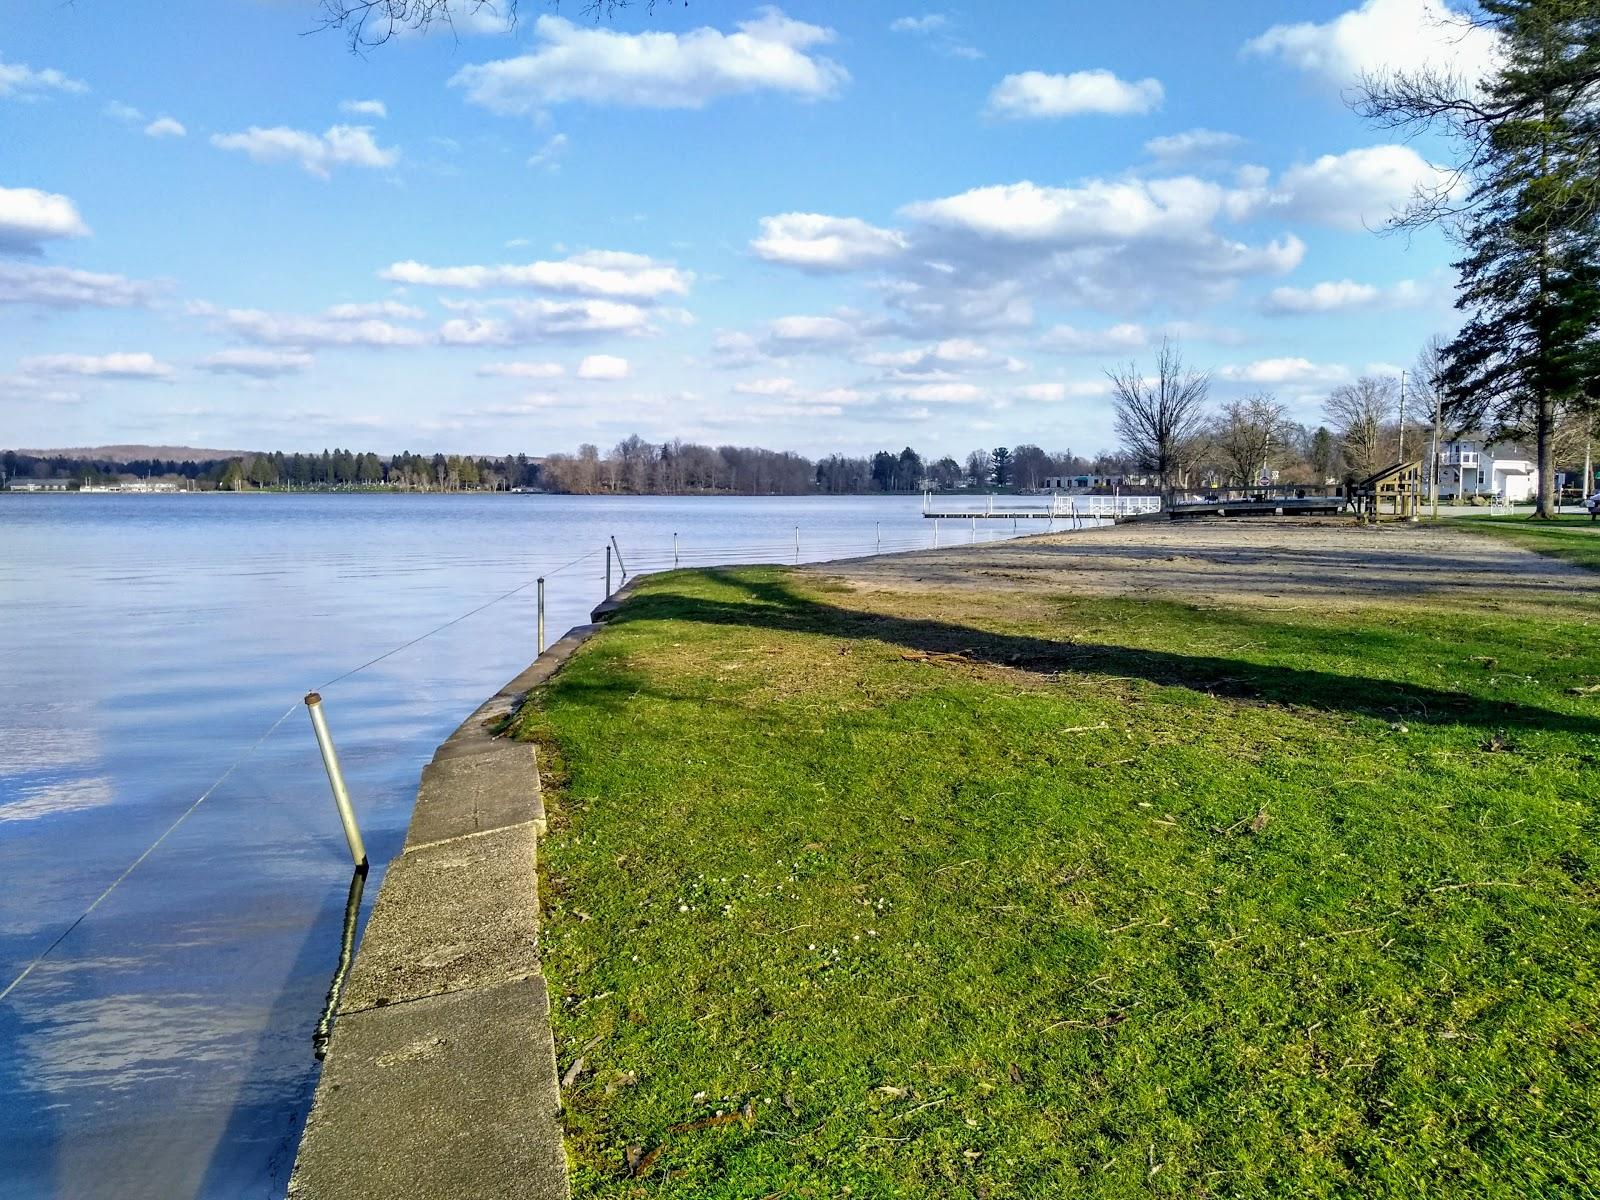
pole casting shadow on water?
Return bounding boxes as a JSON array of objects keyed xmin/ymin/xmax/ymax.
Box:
[
  {"xmin": 604, "ymin": 569, "xmax": 1600, "ymax": 740},
  {"xmin": 192, "ymin": 865, "xmax": 368, "ymax": 1200}
]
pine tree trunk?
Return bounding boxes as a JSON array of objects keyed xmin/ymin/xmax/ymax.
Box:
[{"xmin": 1535, "ymin": 389, "xmax": 1557, "ymax": 518}]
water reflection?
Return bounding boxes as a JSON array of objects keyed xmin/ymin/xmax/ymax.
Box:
[
  {"xmin": 312, "ymin": 865, "xmax": 367, "ymax": 1061},
  {"xmin": 0, "ymin": 493, "xmax": 1017, "ymax": 1197}
]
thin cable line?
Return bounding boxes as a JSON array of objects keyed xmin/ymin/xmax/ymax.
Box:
[
  {"xmin": 1, "ymin": 547, "xmax": 609, "ymax": 1000},
  {"xmin": 0, "ymin": 701, "xmax": 301, "ymax": 1003},
  {"xmin": 314, "ymin": 547, "xmax": 601, "ymax": 691}
]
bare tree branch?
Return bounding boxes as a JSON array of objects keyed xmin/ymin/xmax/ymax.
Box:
[{"xmin": 314, "ymin": 0, "xmax": 670, "ymax": 49}]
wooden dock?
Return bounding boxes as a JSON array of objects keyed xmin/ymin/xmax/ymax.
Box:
[{"xmin": 1170, "ymin": 497, "xmax": 1343, "ymax": 519}]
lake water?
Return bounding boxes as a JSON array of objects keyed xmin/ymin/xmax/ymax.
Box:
[{"xmin": 0, "ymin": 493, "xmax": 1049, "ymax": 1199}]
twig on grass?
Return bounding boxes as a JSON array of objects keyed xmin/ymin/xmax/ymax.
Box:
[
  {"xmin": 893, "ymin": 1097, "xmax": 949, "ymax": 1121},
  {"xmin": 1428, "ymin": 880, "xmax": 1530, "ymax": 893}
]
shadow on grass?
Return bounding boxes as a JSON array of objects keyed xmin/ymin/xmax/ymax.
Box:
[{"xmin": 603, "ymin": 569, "xmax": 1600, "ymax": 739}]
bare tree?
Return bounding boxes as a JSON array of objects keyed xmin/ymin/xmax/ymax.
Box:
[
  {"xmin": 1107, "ymin": 339, "xmax": 1210, "ymax": 504},
  {"xmin": 1324, "ymin": 377, "xmax": 1396, "ymax": 478},
  {"xmin": 964, "ymin": 448, "xmax": 992, "ymax": 489},
  {"xmin": 316, "ymin": 0, "xmax": 669, "ymax": 47},
  {"xmin": 1212, "ymin": 393, "xmax": 1291, "ymax": 485}
]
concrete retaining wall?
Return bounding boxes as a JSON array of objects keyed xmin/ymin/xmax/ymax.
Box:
[{"xmin": 288, "ymin": 599, "xmax": 631, "ymax": 1200}]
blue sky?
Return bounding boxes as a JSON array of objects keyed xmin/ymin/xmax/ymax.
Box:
[{"xmin": 3, "ymin": 0, "xmax": 1492, "ymax": 459}]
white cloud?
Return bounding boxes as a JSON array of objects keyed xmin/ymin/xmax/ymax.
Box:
[
  {"xmin": 1261, "ymin": 144, "xmax": 1448, "ymax": 230},
  {"xmin": 103, "ymin": 101, "xmax": 143, "ymax": 123},
  {"xmin": 0, "ymin": 263, "xmax": 155, "ymax": 309},
  {"xmin": 0, "ymin": 57, "xmax": 87, "ymax": 98},
  {"xmin": 815, "ymin": 387, "xmax": 866, "ymax": 406},
  {"xmin": 904, "ymin": 177, "xmax": 1215, "ymax": 242},
  {"xmin": 381, "ymin": 250, "xmax": 690, "ymax": 299},
  {"xmin": 900, "ymin": 176, "xmax": 1307, "ymax": 291},
  {"xmin": 0, "ymin": 374, "xmax": 83, "ymax": 405},
  {"xmin": 890, "ymin": 15, "xmax": 948, "ymax": 34},
  {"xmin": 1244, "ymin": 0, "xmax": 1498, "ymax": 89},
  {"xmin": 476, "ymin": 360, "xmax": 565, "ymax": 378},
  {"xmin": 144, "ymin": 117, "xmax": 186, "ymax": 138},
  {"xmin": 528, "ymin": 132, "xmax": 568, "ymax": 170},
  {"xmin": 324, "ymin": 300, "xmax": 426, "ymax": 320},
  {"xmin": 1039, "ymin": 322, "xmax": 1151, "ymax": 354},
  {"xmin": 200, "ymin": 348, "xmax": 313, "ymax": 377},
  {"xmin": 751, "ymin": 213, "xmax": 908, "ymax": 271},
  {"xmin": 768, "ymin": 314, "xmax": 858, "ymax": 348},
  {"xmin": 1262, "ymin": 278, "xmax": 1427, "ymax": 314},
  {"xmin": 0, "ymin": 184, "xmax": 90, "ymax": 254},
  {"xmin": 733, "ymin": 376, "xmax": 799, "ymax": 396},
  {"xmin": 860, "ymin": 337, "xmax": 1023, "ymax": 375},
  {"xmin": 1144, "ymin": 128, "xmax": 1244, "ymax": 161},
  {"xmin": 465, "ymin": 393, "xmax": 565, "ymax": 418},
  {"xmin": 708, "ymin": 330, "xmax": 769, "ymax": 369},
  {"xmin": 340, "ymin": 99, "xmax": 388, "ymax": 118},
  {"xmin": 21, "ymin": 352, "xmax": 173, "ymax": 379},
  {"xmin": 986, "ymin": 70, "xmax": 1163, "ymax": 119},
  {"xmin": 451, "ymin": 9, "xmax": 847, "ymax": 115},
  {"xmin": 1015, "ymin": 382, "xmax": 1069, "ymax": 402},
  {"xmin": 210, "ymin": 125, "xmax": 398, "ymax": 178},
  {"xmin": 201, "ymin": 302, "xmax": 427, "ymax": 348},
  {"xmin": 888, "ymin": 13, "xmax": 980, "ymax": 58},
  {"xmin": 438, "ymin": 297, "xmax": 651, "ymax": 345},
  {"xmin": 1015, "ymin": 380, "xmax": 1109, "ymax": 402},
  {"xmin": 894, "ymin": 382, "xmax": 983, "ymax": 403},
  {"xmin": 577, "ymin": 353, "xmax": 630, "ymax": 380},
  {"xmin": 1220, "ymin": 357, "xmax": 1349, "ymax": 385}
]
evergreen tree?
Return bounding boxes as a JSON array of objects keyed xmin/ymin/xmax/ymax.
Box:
[
  {"xmin": 1359, "ymin": 0, "xmax": 1600, "ymax": 516},
  {"xmin": 869, "ymin": 450, "xmax": 897, "ymax": 492},
  {"xmin": 895, "ymin": 446, "xmax": 923, "ymax": 491},
  {"xmin": 990, "ymin": 446, "xmax": 1014, "ymax": 488}
]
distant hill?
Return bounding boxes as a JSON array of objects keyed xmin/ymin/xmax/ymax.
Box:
[{"xmin": 16, "ymin": 444, "xmax": 254, "ymax": 462}]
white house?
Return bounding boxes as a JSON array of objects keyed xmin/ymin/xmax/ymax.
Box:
[
  {"xmin": 1436, "ymin": 440, "xmax": 1538, "ymax": 502},
  {"xmin": 1041, "ymin": 472, "xmax": 1158, "ymax": 491}
]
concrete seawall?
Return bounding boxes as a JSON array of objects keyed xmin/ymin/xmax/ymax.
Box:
[{"xmin": 288, "ymin": 592, "xmax": 635, "ymax": 1199}]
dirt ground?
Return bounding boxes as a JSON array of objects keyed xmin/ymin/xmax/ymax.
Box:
[{"xmin": 811, "ymin": 517, "xmax": 1595, "ymax": 613}]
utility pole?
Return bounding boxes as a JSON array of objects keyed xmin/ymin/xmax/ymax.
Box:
[{"xmin": 1397, "ymin": 369, "xmax": 1408, "ymax": 461}]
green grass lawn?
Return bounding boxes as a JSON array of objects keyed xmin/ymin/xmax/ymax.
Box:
[
  {"xmin": 1451, "ymin": 514, "xmax": 1600, "ymax": 572},
  {"xmin": 518, "ymin": 566, "xmax": 1600, "ymax": 1198}
]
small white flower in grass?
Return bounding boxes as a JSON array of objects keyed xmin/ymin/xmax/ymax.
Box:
[{"xmin": 679, "ymin": 904, "xmax": 689, "ymax": 913}]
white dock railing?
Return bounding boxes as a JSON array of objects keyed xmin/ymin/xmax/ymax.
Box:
[{"xmin": 921, "ymin": 492, "xmax": 1162, "ymax": 519}]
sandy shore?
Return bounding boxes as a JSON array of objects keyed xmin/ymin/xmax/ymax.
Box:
[{"xmin": 810, "ymin": 517, "xmax": 1593, "ymax": 612}]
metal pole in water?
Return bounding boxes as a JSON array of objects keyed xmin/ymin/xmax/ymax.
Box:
[
  {"xmin": 875, "ymin": 521, "xmax": 881, "ymax": 553},
  {"xmin": 934, "ymin": 518, "xmax": 940, "ymax": 548},
  {"xmin": 537, "ymin": 577, "xmax": 546, "ymax": 654},
  {"xmin": 610, "ymin": 535, "xmax": 629, "ymax": 580},
  {"xmin": 606, "ymin": 545, "xmax": 613, "ymax": 597},
  {"xmin": 970, "ymin": 515, "xmax": 976, "ymax": 542},
  {"xmin": 795, "ymin": 525, "xmax": 800, "ymax": 564},
  {"xmin": 304, "ymin": 693, "xmax": 367, "ymax": 868},
  {"xmin": 673, "ymin": 532, "xmax": 679, "ymax": 568}
]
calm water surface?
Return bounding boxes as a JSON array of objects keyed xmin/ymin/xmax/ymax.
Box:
[{"xmin": 0, "ymin": 493, "xmax": 1043, "ymax": 1199}]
